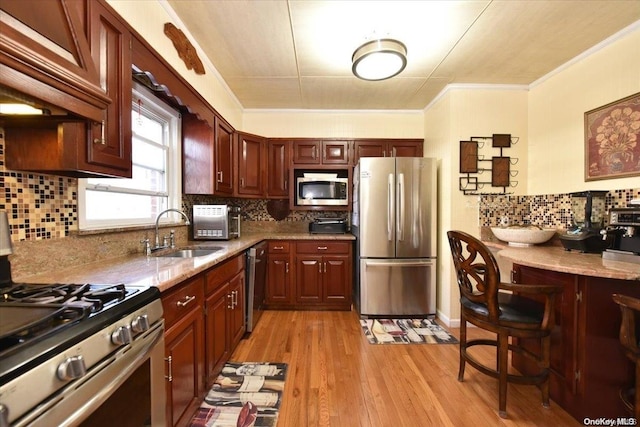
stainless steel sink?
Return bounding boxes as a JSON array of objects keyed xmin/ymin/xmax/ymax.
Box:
[{"xmin": 157, "ymin": 248, "xmax": 223, "ymax": 258}]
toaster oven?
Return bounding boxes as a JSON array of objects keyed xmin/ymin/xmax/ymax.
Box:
[{"xmin": 192, "ymin": 205, "xmax": 240, "ymax": 240}]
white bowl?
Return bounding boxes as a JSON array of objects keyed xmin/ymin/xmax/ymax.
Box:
[{"xmin": 491, "ymin": 226, "xmax": 556, "ymax": 247}]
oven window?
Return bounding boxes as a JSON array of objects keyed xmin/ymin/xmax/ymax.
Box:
[{"xmin": 79, "ymin": 360, "xmax": 151, "ymax": 427}]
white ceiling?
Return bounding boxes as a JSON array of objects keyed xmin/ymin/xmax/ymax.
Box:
[{"xmin": 165, "ymin": 0, "xmax": 640, "ymax": 111}]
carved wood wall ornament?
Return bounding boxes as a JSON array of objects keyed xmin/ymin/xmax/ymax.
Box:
[{"xmin": 163, "ymin": 22, "xmax": 206, "ymax": 75}]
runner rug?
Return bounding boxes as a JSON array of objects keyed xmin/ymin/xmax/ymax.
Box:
[
  {"xmin": 360, "ymin": 318, "xmax": 459, "ymax": 344},
  {"xmin": 189, "ymin": 362, "xmax": 288, "ymax": 427}
]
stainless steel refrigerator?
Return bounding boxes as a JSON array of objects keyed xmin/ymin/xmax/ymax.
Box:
[{"xmin": 352, "ymin": 157, "xmax": 437, "ymax": 316}]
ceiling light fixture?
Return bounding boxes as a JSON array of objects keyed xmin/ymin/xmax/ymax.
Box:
[{"xmin": 352, "ymin": 38, "xmax": 407, "ymax": 81}]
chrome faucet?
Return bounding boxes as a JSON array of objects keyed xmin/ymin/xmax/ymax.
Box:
[{"xmin": 153, "ymin": 209, "xmax": 190, "ymax": 251}]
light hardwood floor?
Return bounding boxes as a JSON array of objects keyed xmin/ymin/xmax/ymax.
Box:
[{"xmin": 230, "ymin": 310, "xmax": 582, "ymax": 427}]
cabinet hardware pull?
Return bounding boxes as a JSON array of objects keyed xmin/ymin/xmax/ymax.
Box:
[
  {"xmin": 227, "ymin": 293, "xmax": 233, "ymax": 309},
  {"xmin": 177, "ymin": 295, "xmax": 195, "ymax": 307},
  {"xmin": 317, "ymin": 246, "xmax": 327, "ymax": 250},
  {"xmin": 93, "ymin": 120, "xmax": 106, "ymax": 145},
  {"xmin": 318, "ymin": 263, "xmax": 322, "ymax": 273},
  {"xmin": 232, "ymin": 290, "xmax": 238, "ymax": 307},
  {"xmin": 217, "ymin": 171, "xmax": 223, "ymax": 182},
  {"xmin": 274, "ymin": 246, "xmax": 284, "ymax": 250},
  {"xmin": 240, "ymin": 178, "xmax": 245, "ymax": 188},
  {"xmin": 324, "ymin": 262, "xmax": 327, "ymax": 273},
  {"xmin": 284, "ymin": 179, "xmax": 288, "ymax": 190},
  {"xmin": 285, "ymin": 262, "xmax": 289, "ymax": 273},
  {"xmin": 165, "ymin": 356, "xmax": 173, "ymax": 382}
]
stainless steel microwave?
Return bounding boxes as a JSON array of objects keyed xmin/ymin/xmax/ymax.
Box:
[
  {"xmin": 296, "ymin": 176, "xmax": 349, "ymax": 206},
  {"xmin": 192, "ymin": 205, "xmax": 240, "ymax": 240}
]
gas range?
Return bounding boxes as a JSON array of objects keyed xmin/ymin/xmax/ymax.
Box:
[{"xmin": 0, "ymin": 282, "xmax": 164, "ymax": 426}]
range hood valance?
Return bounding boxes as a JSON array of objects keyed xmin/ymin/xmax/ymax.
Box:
[{"xmin": 0, "ymin": 0, "xmax": 110, "ymax": 122}]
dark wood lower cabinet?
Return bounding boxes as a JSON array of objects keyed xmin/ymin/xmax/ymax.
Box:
[
  {"xmin": 512, "ymin": 264, "xmax": 640, "ymax": 420},
  {"xmin": 162, "ymin": 254, "xmax": 246, "ymax": 426},
  {"xmin": 266, "ymin": 240, "xmax": 352, "ymax": 310},
  {"xmin": 162, "ymin": 276, "xmax": 205, "ymax": 427}
]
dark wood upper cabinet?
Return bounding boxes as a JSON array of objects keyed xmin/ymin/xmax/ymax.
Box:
[
  {"xmin": 236, "ymin": 132, "xmax": 266, "ymax": 197},
  {"xmin": 321, "ymin": 140, "xmax": 350, "ymax": 165},
  {"xmin": 292, "ymin": 139, "xmax": 351, "ymax": 166},
  {"xmin": 182, "ymin": 113, "xmax": 235, "ymax": 196},
  {"xmin": 2, "ymin": 0, "xmax": 132, "ymax": 178},
  {"xmin": 266, "ymin": 140, "xmax": 291, "ymax": 198},
  {"xmin": 214, "ymin": 117, "xmax": 234, "ymax": 195},
  {"xmin": 0, "ymin": 0, "xmax": 109, "ymax": 122},
  {"xmin": 354, "ymin": 139, "xmax": 423, "ymax": 163},
  {"xmin": 354, "ymin": 140, "xmax": 385, "ymax": 160},
  {"xmin": 86, "ymin": 0, "xmax": 132, "ymax": 175},
  {"xmin": 292, "ymin": 140, "xmax": 321, "ymax": 165},
  {"xmin": 182, "ymin": 114, "xmax": 214, "ymax": 195}
]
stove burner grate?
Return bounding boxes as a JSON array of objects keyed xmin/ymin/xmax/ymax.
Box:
[{"xmin": 2, "ymin": 283, "xmax": 131, "ymax": 312}]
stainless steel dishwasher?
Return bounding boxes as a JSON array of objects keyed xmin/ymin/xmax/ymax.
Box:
[{"xmin": 246, "ymin": 241, "xmax": 267, "ymax": 332}]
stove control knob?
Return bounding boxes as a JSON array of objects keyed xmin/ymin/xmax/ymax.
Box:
[
  {"xmin": 111, "ymin": 325, "xmax": 133, "ymax": 345},
  {"xmin": 57, "ymin": 355, "xmax": 87, "ymax": 381},
  {"xmin": 131, "ymin": 314, "xmax": 150, "ymax": 333}
]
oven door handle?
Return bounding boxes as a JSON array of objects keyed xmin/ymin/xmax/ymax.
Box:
[{"xmin": 22, "ymin": 321, "xmax": 166, "ymax": 427}]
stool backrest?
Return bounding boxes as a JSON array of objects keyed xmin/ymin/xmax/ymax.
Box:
[{"xmin": 447, "ymin": 230, "xmax": 501, "ymax": 322}]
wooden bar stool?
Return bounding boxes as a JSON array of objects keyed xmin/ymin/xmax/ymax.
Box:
[
  {"xmin": 447, "ymin": 230, "xmax": 563, "ymax": 418},
  {"xmin": 612, "ymin": 293, "xmax": 640, "ymax": 420}
]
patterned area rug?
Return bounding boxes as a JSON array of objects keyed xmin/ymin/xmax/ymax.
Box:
[
  {"xmin": 190, "ymin": 362, "xmax": 288, "ymax": 427},
  {"xmin": 360, "ymin": 318, "xmax": 459, "ymax": 344}
]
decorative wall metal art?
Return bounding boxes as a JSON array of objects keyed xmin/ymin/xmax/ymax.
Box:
[
  {"xmin": 459, "ymin": 134, "xmax": 519, "ymax": 195},
  {"xmin": 585, "ymin": 92, "xmax": 640, "ymax": 181}
]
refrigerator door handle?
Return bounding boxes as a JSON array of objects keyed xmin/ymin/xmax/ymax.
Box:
[
  {"xmin": 397, "ymin": 173, "xmax": 405, "ymax": 241},
  {"xmin": 364, "ymin": 259, "xmax": 434, "ymax": 268},
  {"xmin": 387, "ymin": 173, "xmax": 394, "ymax": 242}
]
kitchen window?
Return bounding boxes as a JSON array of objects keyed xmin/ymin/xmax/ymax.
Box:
[{"xmin": 78, "ymin": 82, "xmax": 181, "ymax": 230}]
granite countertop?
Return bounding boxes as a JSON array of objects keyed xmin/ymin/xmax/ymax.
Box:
[
  {"xmin": 489, "ymin": 242, "xmax": 640, "ymax": 281},
  {"xmin": 18, "ymin": 232, "xmax": 355, "ymax": 293}
]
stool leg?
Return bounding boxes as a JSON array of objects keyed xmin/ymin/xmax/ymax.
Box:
[
  {"xmin": 458, "ymin": 312, "xmax": 467, "ymax": 382},
  {"xmin": 498, "ymin": 332, "xmax": 509, "ymax": 418},
  {"xmin": 635, "ymin": 360, "xmax": 640, "ymax": 420},
  {"xmin": 541, "ymin": 334, "xmax": 551, "ymax": 408}
]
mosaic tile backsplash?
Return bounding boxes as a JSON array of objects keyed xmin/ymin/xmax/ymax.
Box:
[
  {"xmin": 479, "ymin": 189, "xmax": 640, "ymax": 229},
  {"xmin": 0, "ymin": 128, "xmax": 78, "ymax": 241}
]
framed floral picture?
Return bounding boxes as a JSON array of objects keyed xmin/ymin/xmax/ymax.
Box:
[{"xmin": 585, "ymin": 92, "xmax": 640, "ymax": 181}]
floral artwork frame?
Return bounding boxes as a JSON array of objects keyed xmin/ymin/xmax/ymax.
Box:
[{"xmin": 585, "ymin": 92, "xmax": 640, "ymax": 181}]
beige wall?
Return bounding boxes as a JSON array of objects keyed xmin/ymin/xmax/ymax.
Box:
[
  {"xmin": 528, "ymin": 26, "xmax": 640, "ymax": 195},
  {"xmin": 424, "ymin": 88, "xmax": 529, "ymax": 325},
  {"xmin": 106, "ymin": 0, "xmax": 243, "ymax": 128}
]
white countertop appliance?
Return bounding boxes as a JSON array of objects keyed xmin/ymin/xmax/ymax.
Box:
[{"xmin": 193, "ymin": 204, "xmax": 241, "ymax": 240}]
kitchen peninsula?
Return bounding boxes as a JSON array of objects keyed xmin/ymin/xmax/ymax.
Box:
[{"xmin": 494, "ymin": 244, "xmax": 640, "ymax": 421}]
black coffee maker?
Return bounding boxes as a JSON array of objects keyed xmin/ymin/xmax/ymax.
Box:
[
  {"xmin": 602, "ymin": 206, "xmax": 640, "ymax": 264},
  {"xmin": 559, "ymin": 190, "xmax": 610, "ymax": 253}
]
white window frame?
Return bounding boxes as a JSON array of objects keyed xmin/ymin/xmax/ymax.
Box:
[{"xmin": 78, "ymin": 82, "xmax": 182, "ymax": 230}]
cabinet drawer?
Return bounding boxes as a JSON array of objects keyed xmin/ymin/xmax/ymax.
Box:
[
  {"xmin": 268, "ymin": 241, "xmax": 290, "ymax": 253},
  {"xmin": 205, "ymin": 255, "xmax": 245, "ymax": 295},
  {"xmin": 296, "ymin": 241, "xmax": 350, "ymax": 254},
  {"xmin": 162, "ymin": 275, "xmax": 205, "ymax": 329}
]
